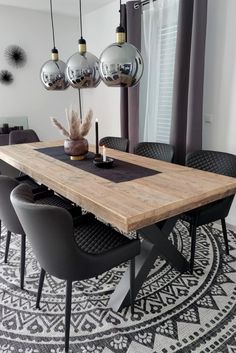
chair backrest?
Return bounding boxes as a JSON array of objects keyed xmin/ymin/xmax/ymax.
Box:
[
  {"xmin": 0, "ymin": 175, "xmax": 24, "ymax": 234},
  {"xmin": 186, "ymin": 150, "xmax": 236, "ymax": 177},
  {"xmin": 186, "ymin": 150, "xmax": 236, "ymax": 218},
  {"xmin": 134, "ymin": 142, "xmax": 175, "ymax": 162},
  {"xmin": 0, "ymin": 134, "xmax": 9, "ymax": 146},
  {"xmin": 9, "ymin": 129, "xmax": 40, "ymax": 145},
  {"xmin": 99, "ymin": 136, "xmax": 129, "ymax": 152},
  {"xmin": 10, "ymin": 184, "xmax": 88, "ymax": 280}
]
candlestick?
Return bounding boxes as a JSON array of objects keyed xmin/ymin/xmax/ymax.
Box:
[
  {"xmin": 95, "ymin": 118, "xmax": 99, "ymax": 155},
  {"xmin": 102, "ymin": 146, "xmax": 106, "ymax": 162}
]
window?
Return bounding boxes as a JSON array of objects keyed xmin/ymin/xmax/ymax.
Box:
[
  {"xmin": 139, "ymin": 0, "xmax": 179, "ymax": 143},
  {"xmin": 155, "ymin": 24, "xmax": 178, "ymax": 142}
]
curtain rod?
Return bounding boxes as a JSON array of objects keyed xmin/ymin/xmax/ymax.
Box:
[
  {"xmin": 133, "ymin": 0, "xmax": 157, "ymax": 9},
  {"xmin": 141, "ymin": 0, "xmax": 157, "ymax": 5}
]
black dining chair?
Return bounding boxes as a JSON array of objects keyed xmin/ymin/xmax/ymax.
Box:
[
  {"xmin": 9, "ymin": 129, "xmax": 40, "ymax": 145},
  {"xmin": 11, "ymin": 183, "xmax": 140, "ymax": 353},
  {"xmin": 134, "ymin": 142, "xmax": 175, "ymax": 162},
  {"xmin": 99, "ymin": 136, "xmax": 129, "ymax": 152},
  {"xmin": 0, "ymin": 128, "xmax": 47, "ymax": 238},
  {"xmin": 182, "ymin": 150, "xmax": 236, "ymax": 273},
  {"xmin": 8, "ymin": 128, "xmax": 47, "ymax": 190},
  {"xmin": 0, "ymin": 175, "xmax": 81, "ymax": 289}
]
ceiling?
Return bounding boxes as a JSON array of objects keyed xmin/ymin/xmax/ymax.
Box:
[{"xmin": 0, "ymin": 0, "xmax": 116, "ymax": 16}]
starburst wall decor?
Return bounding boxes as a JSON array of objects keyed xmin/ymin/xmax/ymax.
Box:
[
  {"xmin": 5, "ymin": 45, "xmax": 27, "ymax": 68},
  {"xmin": 0, "ymin": 70, "xmax": 14, "ymax": 85}
]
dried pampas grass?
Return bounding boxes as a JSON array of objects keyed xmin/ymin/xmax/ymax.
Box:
[
  {"xmin": 50, "ymin": 108, "xmax": 93, "ymax": 140},
  {"xmin": 80, "ymin": 109, "xmax": 93, "ymax": 137},
  {"xmin": 50, "ymin": 117, "xmax": 70, "ymax": 138}
]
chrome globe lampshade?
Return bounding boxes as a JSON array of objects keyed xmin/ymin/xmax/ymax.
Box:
[
  {"xmin": 66, "ymin": 0, "xmax": 101, "ymax": 89},
  {"xmin": 40, "ymin": 49, "xmax": 69, "ymax": 90},
  {"xmin": 66, "ymin": 39, "xmax": 100, "ymax": 89},
  {"xmin": 40, "ymin": 0, "xmax": 69, "ymax": 91},
  {"xmin": 99, "ymin": 3, "xmax": 144, "ymax": 88}
]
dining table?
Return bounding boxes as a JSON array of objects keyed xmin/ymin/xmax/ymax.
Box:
[{"xmin": 1, "ymin": 139, "xmax": 236, "ymax": 311}]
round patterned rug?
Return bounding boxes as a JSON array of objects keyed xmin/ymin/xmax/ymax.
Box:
[{"xmin": 0, "ymin": 221, "xmax": 236, "ymax": 353}]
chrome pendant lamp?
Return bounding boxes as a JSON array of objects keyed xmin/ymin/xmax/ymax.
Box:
[
  {"xmin": 66, "ymin": 0, "xmax": 101, "ymax": 89},
  {"xmin": 99, "ymin": 0, "xmax": 144, "ymax": 88},
  {"xmin": 40, "ymin": 0, "xmax": 69, "ymax": 90}
]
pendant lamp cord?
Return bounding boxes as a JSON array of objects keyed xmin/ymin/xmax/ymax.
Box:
[
  {"xmin": 49, "ymin": 0, "xmax": 56, "ymax": 49},
  {"xmin": 119, "ymin": 0, "xmax": 122, "ymax": 26},
  {"xmin": 79, "ymin": 0, "xmax": 83, "ymax": 39},
  {"xmin": 78, "ymin": 0, "xmax": 83, "ymax": 121},
  {"xmin": 78, "ymin": 89, "xmax": 83, "ymax": 122}
]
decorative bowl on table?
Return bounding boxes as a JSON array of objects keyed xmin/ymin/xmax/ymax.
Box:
[
  {"xmin": 64, "ymin": 138, "xmax": 88, "ymax": 160},
  {"xmin": 93, "ymin": 157, "xmax": 114, "ymax": 168}
]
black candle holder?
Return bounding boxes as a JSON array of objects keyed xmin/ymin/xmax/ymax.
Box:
[{"xmin": 93, "ymin": 157, "xmax": 114, "ymax": 168}]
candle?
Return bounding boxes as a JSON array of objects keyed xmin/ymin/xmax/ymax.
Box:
[
  {"xmin": 95, "ymin": 118, "xmax": 99, "ymax": 155},
  {"xmin": 102, "ymin": 145, "xmax": 106, "ymax": 162}
]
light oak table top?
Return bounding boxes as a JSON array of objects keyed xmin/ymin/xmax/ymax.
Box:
[{"xmin": 0, "ymin": 140, "xmax": 236, "ymax": 233}]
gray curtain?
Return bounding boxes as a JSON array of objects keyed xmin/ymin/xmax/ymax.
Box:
[
  {"xmin": 120, "ymin": 1, "xmax": 142, "ymax": 152},
  {"xmin": 170, "ymin": 0, "xmax": 208, "ymax": 165}
]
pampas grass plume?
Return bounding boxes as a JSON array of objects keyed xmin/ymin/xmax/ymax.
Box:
[{"xmin": 50, "ymin": 107, "xmax": 93, "ymax": 140}]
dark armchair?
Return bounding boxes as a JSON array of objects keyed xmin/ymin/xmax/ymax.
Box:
[
  {"xmin": 9, "ymin": 129, "xmax": 40, "ymax": 144},
  {"xmin": 0, "ymin": 175, "xmax": 80, "ymax": 289},
  {"xmin": 8, "ymin": 128, "xmax": 46, "ymax": 190},
  {"xmin": 182, "ymin": 150, "xmax": 236, "ymax": 273},
  {"xmin": 11, "ymin": 183, "xmax": 140, "ymax": 353},
  {"xmin": 134, "ymin": 142, "xmax": 174, "ymax": 162},
  {"xmin": 99, "ymin": 136, "xmax": 129, "ymax": 152}
]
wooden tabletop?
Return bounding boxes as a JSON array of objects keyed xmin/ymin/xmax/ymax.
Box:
[{"xmin": 1, "ymin": 140, "xmax": 236, "ymax": 233}]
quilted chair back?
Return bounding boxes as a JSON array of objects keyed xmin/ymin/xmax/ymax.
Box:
[
  {"xmin": 9, "ymin": 129, "xmax": 40, "ymax": 145},
  {"xmin": 134, "ymin": 142, "xmax": 174, "ymax": 162},
  {"xmin": 186, "ymin": 150, "xmax": 236, "ymax": 177},
  {"xmin": 99, "ymin": 136, "xmax": 129, "ymax": 152}
]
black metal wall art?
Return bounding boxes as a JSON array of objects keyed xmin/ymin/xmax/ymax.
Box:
[
  {"xmin": 5, "ymin": 45, "xmax": 27, "ymax": 68},
  {"xmin": 0, "ymin": 70, "xmax": 14, "ymax": 85}
]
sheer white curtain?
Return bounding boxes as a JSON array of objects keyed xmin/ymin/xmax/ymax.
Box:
[{"xmin": 140, "ymin": 0, "xmax": 179, "ymax": 142}]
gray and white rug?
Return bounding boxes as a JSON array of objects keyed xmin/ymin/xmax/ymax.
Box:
[{"xmin": 0, "ymin": 221, "xmax": 236, "ymax": 353}]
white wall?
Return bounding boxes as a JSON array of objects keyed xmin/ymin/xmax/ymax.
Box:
[
  {"xmin": 0, "ymin": 5, "xmax": 80, "ymax": 140},
  {"xmin": 0, "ymin": 3, "xmax": 120, "ymax": 145},
  {"xmin": 203, "ymin": 0, "xmax": 236, "ymax": 225}
]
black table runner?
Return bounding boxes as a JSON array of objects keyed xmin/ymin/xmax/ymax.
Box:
[{"xmin": 37, "ymin": 146, "xmax": 160, "ymax": 183}]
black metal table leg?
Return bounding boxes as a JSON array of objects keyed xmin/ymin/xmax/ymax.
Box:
[
  {"xmin": 109, "ymin": 216, "xmax": 189, "ymax": 311},
  {"xmin": 140, "ymin": 219, "xmax": 189, "ymax": 273}
]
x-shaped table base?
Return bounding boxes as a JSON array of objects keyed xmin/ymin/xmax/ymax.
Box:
[{"xmin": 108, "ymin": 216, "xmax": 190, "ymax": 311}]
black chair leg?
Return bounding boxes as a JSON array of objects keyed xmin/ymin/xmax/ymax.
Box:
[
  {"xmin": 130, "ymin": 258, "xmax": 135, "ymax": 316},
  {"xmin": 36, "ymin": 268, "xmax": 46, "ymax": 309},
  {"xmin": 65, "ymin": 280, "xmax": 72, "ymax": 353},
  {"xmin": 190, "ymin": 223, "xmax": 197, "ymax": 274},
  {"xmin": 20, "ymin": 234, "xmax": 26, "ymax": 289},
  {"xmin": 4, "ymin": 231, "xmax": 11, "ymax": 263},
  {"xmin": 221, "ymin": 218, "xmax": 229, "ymax": 255}
]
